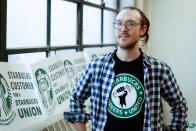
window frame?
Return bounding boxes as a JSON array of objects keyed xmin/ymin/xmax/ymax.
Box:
[{"xmin": 0, "ymin": 0, "xmax": 120, "ymax": 62}]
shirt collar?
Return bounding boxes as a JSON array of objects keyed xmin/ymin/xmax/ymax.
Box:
[{"xmin": 109, "ymin": 48, "xmax": 152, "ymax": 66}]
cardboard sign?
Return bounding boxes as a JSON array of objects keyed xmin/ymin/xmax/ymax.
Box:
[{"xmin": 0, "ymin": 51, "xmax": 88, "ymax": 131}]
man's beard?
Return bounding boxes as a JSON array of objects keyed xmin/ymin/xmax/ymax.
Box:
[{"xmin": 117, "ymin": 41, "xmax": 137, "ymax": 50}]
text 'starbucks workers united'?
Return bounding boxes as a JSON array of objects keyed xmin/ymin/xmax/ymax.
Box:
[
  {"xmin": 35, "ymin": 69, "xmax": 56, "ymax": 115},
  {"xmin": 107, "ymin": 73, "xmax": 144, "ymax": 118},
  {"xmin": 0, "ymin": 73, "xmax": 16, "ymax": 125}
]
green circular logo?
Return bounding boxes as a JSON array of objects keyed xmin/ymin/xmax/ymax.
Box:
[
  {"xmin": 35, "ymin": 69, "xmax": 55, "ymax": 115},
  {"xmin": 0, "ymin": 73, "xmax": 16, "ymax": 125},
  {"xmin": 107, "ymin": 73, "xmax": 144, "ymax": 118},
  {"xmin": 63, "ymin": 60, "xmax": 78, "ymax": 88}
]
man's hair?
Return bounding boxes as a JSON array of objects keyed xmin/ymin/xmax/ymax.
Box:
[{"xmin": 122, "ymin": 6, "xmax": 150, "ymax": 44}]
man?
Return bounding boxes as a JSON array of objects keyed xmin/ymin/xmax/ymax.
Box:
[{"xmin": 64, "ymin": 6, "xmax": 188, "ymax": 131}]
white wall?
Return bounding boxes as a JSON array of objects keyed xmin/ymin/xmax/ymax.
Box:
[{"xmin": 150, "ymin": 0, "xmax": 196, "ymax": 121}]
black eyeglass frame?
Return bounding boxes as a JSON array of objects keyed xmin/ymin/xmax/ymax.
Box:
[{"xmin": 113, "ymin": 21, "xmax": 142, "ymax": 30}]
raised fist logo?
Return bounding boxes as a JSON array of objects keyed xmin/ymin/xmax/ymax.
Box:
[{"xmin": 113, "ymin": 86, "xmax": 128, "ymax": 108}]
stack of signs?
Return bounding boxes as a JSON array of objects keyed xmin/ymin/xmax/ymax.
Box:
[
  {"xmin": 0, "ymin": 62, "xmax": 46, "ymax": 131},
  {"xmin": 84, "ymin": 47, "xmax": 115, "ymax": 62},
  {"xmin": 60, "ymin": 52, "xmax": 92, "ymax": 131},
  {"xmin": 0, "ymin": 51, "xmax": 88, "ymax": 131}
]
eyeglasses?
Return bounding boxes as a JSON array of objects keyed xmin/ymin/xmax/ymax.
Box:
[{"xmin": 113, "ymin": 21, "xmax": 141, "ymax": 30}]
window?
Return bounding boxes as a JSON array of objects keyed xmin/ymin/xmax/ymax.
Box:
[
  {"xmin": 7, "ymin": 0, "xmax": 47, "ymax": 48},
  {"xmin": 84, "ymin": 0, "xmax": 101, "ymax": 5},
  {"xmin": 8, "ymin": 52, "xmax": 46, "ymax": 64},
  {"xmin": 103, "ymin": 10, "xmax": 116, "ymax": 44},
  {"xmin": 104, "ymin": 0, "xmax": 117, "ymax": 9},
  {"xmin": 83, "ymin": 6, "xmax": 101, "ymax": 45},
  {"xmin": 51, "ymin": 1, "xmax": 77, "ymax": 46},
  {"xmin": 1, "ymin": 0, "xmax": 119, "ymax": 62}
]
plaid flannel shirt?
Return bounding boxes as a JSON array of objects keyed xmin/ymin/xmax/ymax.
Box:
[{"xmin": 66, "ymin": 50, "xmax": 188, "ymax": 131}]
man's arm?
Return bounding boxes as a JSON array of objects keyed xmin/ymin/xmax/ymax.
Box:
[
  {"xmin": 65, "ymin": 63, "xmax": 92, "ymax": 123},
  {"xmin": 161, "ymin": 64, "xmax": 188, "ymax": 130}
]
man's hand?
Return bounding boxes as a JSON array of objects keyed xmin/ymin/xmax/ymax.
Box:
[{"xmin": 75, "ymin": 121, "xmax": 86, "ymax": 131}]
